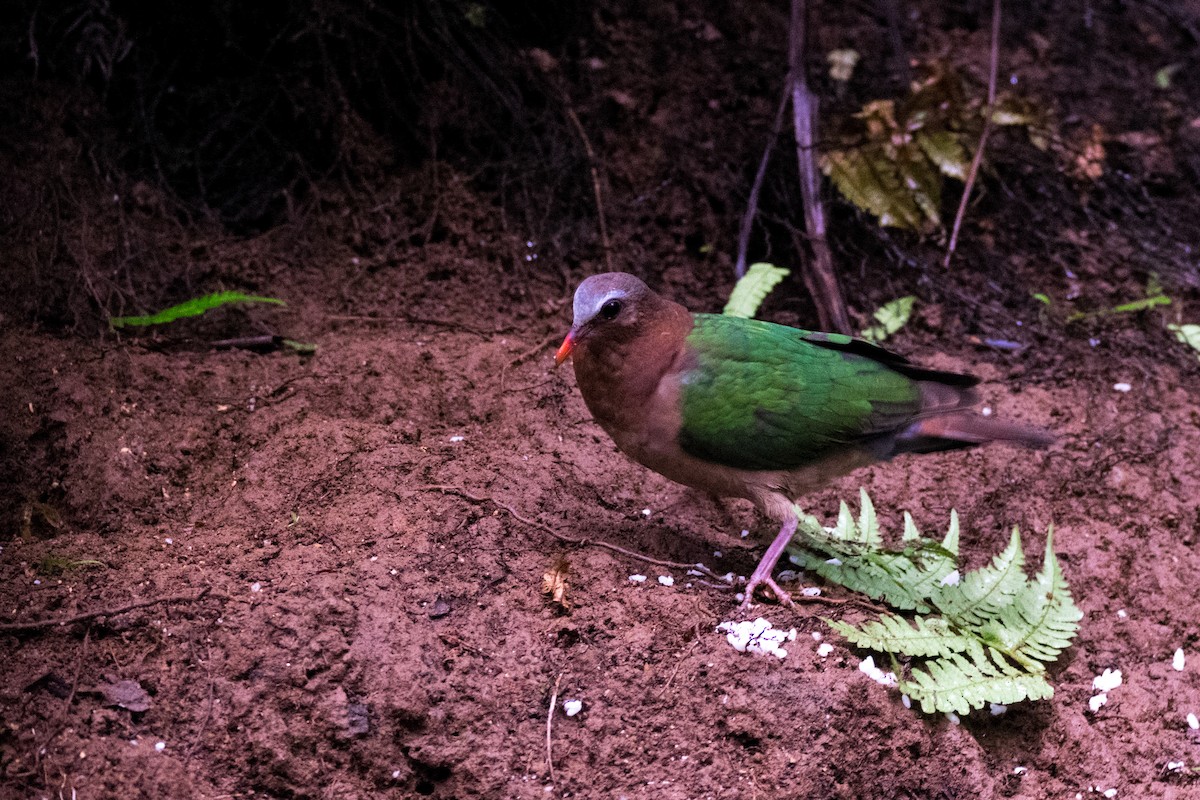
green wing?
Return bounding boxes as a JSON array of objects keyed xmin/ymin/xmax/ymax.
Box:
[{"xmin": 677, "ymin": 314, "xmax": 948, "ymax": 471}]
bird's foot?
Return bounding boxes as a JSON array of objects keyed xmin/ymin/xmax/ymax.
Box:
[{"xmin": 739, "ymin": 575, "xmax": 794, "ymax": 609}]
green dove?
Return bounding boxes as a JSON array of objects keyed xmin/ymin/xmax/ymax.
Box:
[{"xmin": 556, "ymin": 272, "xmax": 1052, "ymax": 608}]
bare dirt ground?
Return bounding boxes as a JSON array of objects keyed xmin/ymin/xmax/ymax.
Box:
[{"xmin": 4, "ymin": 3, "xmax": 1200, "ymax": 799}]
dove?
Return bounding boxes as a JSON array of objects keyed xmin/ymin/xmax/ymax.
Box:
[{"xmin": 555, "ymin": 272, "xmax": 1051, "ymax": 607}]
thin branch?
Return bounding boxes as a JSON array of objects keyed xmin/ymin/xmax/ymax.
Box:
[
  {"xmin": 545, "ymin": 671, "xmax": 564, "ymax": 783},
  {"xmin": 416, "ymin": 485, "xmax": 732, "ymax": 584},
  {"xmin": 943, "ymin": 0, "xmax": 1002, "ymax": 268},
  {"xmin": 0, "ymin": 588, "xmax": 228, "ymax": 633},
  {"xmin": 736, "ymin": 82, "xmax": 791, "ymax": 278},
  {"xmin": 789, "ymin": 0, "xmax": 852, "ymax": 333},
  {"xmin": 564, "ymin": 106, "xmax": 613, "ymax": 272}
]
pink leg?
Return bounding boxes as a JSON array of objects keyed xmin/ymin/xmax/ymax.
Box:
[{"xmin": 740, "ymin": 514, "xmax": 798, "ymax": 609}]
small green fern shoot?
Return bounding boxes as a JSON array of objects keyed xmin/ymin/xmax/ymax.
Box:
[
  {"xmin": 788, "ymin": 489, "xmax": 1082, "ymax": 715},
  {"xmin": 724, "ymin": 263, "xmax": 790, "ymax": 319},
  {"xmin": 109, "ymin": 291, "xmax": 285, "ymax": 328}
]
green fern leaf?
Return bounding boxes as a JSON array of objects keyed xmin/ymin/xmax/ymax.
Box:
[
  {"xmin": 978, "ymin": 528, "xmax": 1083, "ymax": 669},
  {"xmin": 786, "ymin": 491, "xmax": 1080, "ymax": 715},
  {"xmin": 901, "ymin": 643, "xmax": 1055, "ymax": 715},
  {"xmin": 109, "ymin": 291, "xmax": 285, "ymax": 328},
  {"xmin": 724, "ymin": 263, "xmax": 790, "ymax": 319},
  {"xmin": 829, "ymin": 613, "xmax": 971, "ymax": 658},
  {"xmin": 934, "ymin": 527, "xmax": 1026, "ymax": 627}
]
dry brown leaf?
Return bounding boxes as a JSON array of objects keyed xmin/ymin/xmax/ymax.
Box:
[{"xmin": 542, "ymin": 557, "xmax": 571, "ymax": 610}]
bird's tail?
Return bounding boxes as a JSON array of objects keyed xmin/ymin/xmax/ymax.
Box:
[
  {"xmin": 881, "ymin": 380, "xmax": 1054, "ymax": 456},
  {"xmin": 894, "ymin": 412, "xmax": 1055, "ymax": 454}
]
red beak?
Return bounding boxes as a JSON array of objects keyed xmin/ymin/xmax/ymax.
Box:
[{"xmin": 555, "ymin": 331, "xmax": 575, "ymax": 366}]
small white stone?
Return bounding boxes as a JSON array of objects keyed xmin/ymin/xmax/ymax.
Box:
[
  {"xmin": 563, "ymin": 699, "xmax": 583, "ymax": 717},
  {"xmin": 817, "ymin": 642, "xmax": 834, "ymax": 658},
  {"xmin": 628, "ymin": 574, "xmax": 647, "ymax": 583},
  {"xmin": 641, "ymin": 508, "xmax": 651, "ymax": 517},
  {"xmin": 1103, "ymin": 789, "xmax": 1117, "ymax": 798},
  {"xmin": 1167, "ymin": 761, "xmax": 1185, "ymax": 772},
  {"xmin": 449, "ymin": 435, "xmax": 465, "ymax": 443},
  {"xmin": 981, "ymin": 406, "xmax": 993, "ymax": 417},
  {"xmin": 1116, "ymin": 609, "xmax": 1127, "ymax": 619},
  {"xmin": 990, "ymin": 703, "xmax": 1008, "ymax": 716},
  {"xmin": 1013, "ymin": 766, "xmax": 1027, "ymax": 776},
  {"xmin": 1113, "ymin": 382, "xmax": 1132, "ymax": 393},
  {"xmin": 155, "ymin": 741, "xmax": 166, "ymax": 752},
  {"xmin": 392, "ymin": 770, "xmax": 401, "ymax": 779},
  {"xmin": 164, "ymin": 538, "xmax": 173, "ymax": 545},
  {"xmin": 740, "ymin": 529, "xmax": 750, "ymax": 539},
  {"xmin": 1172, "ymin": 648, "xmax": 1186, "ymax": 671},
  {"xmin": 250, "ymin": 582, "xmax": 262, "ymax": 593},
  {"xmin": 1093, "ymin": 668, "xmax": 1122, "ymax": 692},
  {"xmin": 825, "ymin": 558, "xmax": 843, "ymax": 566},
  {"xmin": 1089, "ymin": 693, "xmax": 1108, "ymax": 712},
  {"xmin": 1188, "ymin": 712, "xmax": 1199, "ymax": 730},
  {"xmin": 713, "ymin": 550, "xmax": 723, "ymax": 558},
  {"xmin": 945, "ymin": 712, "xmax": 960, "ymax": 725},
  {"xmin": 657, "ymin": 575, "xmax": 675, "ymax": 587},
  {"xmin": 901, "ymin": 694, "xmax": 911, "ymax": 709}
]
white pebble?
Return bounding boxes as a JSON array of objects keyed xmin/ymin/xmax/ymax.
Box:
[
  {"xmin": 1116, "ymin": 609, "xmax": 1127, "ymax": 619},
  {"xmin": 901, "ymin": 694, "xmax": 911, "ymax": 709},
  {"xmin": 817, "ymin": 642, "xmax": 834, "ymax": 658},
  {"xmin": 825, "ymin": 557, "xmax": 843, "ymax": 566},
  {"xmin": 990, "ymin": 703, "xmax": 1008, "ymax": 716},
  {"xmin": 155, "ymin": 741, "xmax": 166, "ymax": 752},
  {"xmin": 800, "ymin": 587, "xmax": 822, "ymax": 597},
  {"xmin": 981, "ymin": 406, "xmax": 993, "ymax": 417},
  {"xmin": 657, "ymin": 575, "xmax": 674, "ymax": 587},
  {"xmin": 717, "ymin": 618, "xmax": 797, "ymax": 659},
  {"xmin": 1089, "ymin": 693, "xmax": 1108, "ymax": 712},
  {"xmin": 449, "ymin": 435, "xmax": 465, "ymax": 443},
  {"xmin": 392, "ymin": 770, "xmax": 402, "ymax": 779},
  {"xmin": 563, "ymin": 699, "xmax": 583, "ymax": 717},
  {"xmin": 1103, "ymin": 789, "xmax": 1117, "ymax": 799},
  {"xmin": 163, "ymin": 538, "xmax": 173, "ymax": 545},
  {"xmin": 1112, "ymin": 382, "xmax": 1132, "ymax": 393},
  {"xmin": 1013, "ymin": 766, "xmax": 1027, "ymax": 775},
  {"xmin": 1167, "ymin": 761, "xmax": 1185, "ymax": 772},
  {"xmin": 740, "ymin": 529, "xmax": 750, "ymax": 539},
  {"xmin": 1172, "ymin": 648, "xmax": 1185, "ymax": 671},
  {"xmin": 641, "ymin": 508, "xmax": 651, "ymax": 517},
  {"xmin": 628, "ymin": 574, "xmax": 647, "ymax": 583},
  {"xmin": 775, "ymin": 569, "xmax": 797, "ymax": 582},
  {"xmin": 857, "ymin": 656, "xmax": 898, "ymax": 687},
  {"xmin": 1093, "ymin": 668, "xmax": 1123, "ymax": 692},
  {"xmin": 1188, "ymin": 712, "xmax": 1199, "ymax": 730},
  {"xmin": 713, "ymin": 551, "xmax": 723, "ymax": 558},
  {"xmin": 945, "ymin": 712, "xmax": 960, "ymax": 725},
  {"xmin": 250, "ymin": 582, "xmax": 262, "ymax": 593}
]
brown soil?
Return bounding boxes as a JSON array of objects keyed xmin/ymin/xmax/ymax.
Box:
[{"xmin": 4, "ymin": 4, "xmax": 1200, "ymax": 799}]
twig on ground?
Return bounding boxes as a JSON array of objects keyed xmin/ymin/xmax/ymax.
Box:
[
  {"xmin": 546, "ymin": 671, "xmax": 564, "ymax": 784},
  {"xmin": 417, "ymin": 485, "xmax": 732, "ymax": 584},
  {"xmin": 736, "ymin": 82, "xmax": 791, "ymax": 278},
  {"xmin": 0, "ymin": 588, "xmax": 230, "ymax": 633},
  {"xmin": 944, "ymin": 0, "xmax": 1002, "ymax": 268},
  {"xmin": 33, "ymin": 628, "xmax": 90, "ymax": 774}
]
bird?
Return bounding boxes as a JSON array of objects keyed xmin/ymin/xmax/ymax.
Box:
[{"xmin": 555, "ymin": 272, "xmax": 1052, "ymax": 608}]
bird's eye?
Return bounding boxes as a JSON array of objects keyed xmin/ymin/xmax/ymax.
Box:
[{"xmin": 599, "ymin": 299, "xmax": 622, "ymax": 320}]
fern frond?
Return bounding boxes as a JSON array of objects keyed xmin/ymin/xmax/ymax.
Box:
[
  {"xmin": 934, "ymin": 527, "xmax": 1026, "ymax": 627},
  {"xmin": 976, "ymin": 528, "xmax": 1083, "ymax": 669},
  {"xmin": 901, "ymin": 642, "xmax": 1055, "ymax": 715},
  {"xmin": 785, "ymin": 491, "xmax": 1081, "ymax": 716},
  {"xmin": 829, "ymin": 614, "xmax": 971, "ymax": 658}
]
